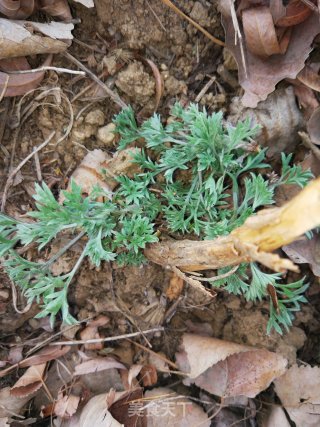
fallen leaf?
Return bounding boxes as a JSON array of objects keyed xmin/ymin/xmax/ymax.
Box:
[
  {"xmin": 145, "ymin": 387, "xmax": 210, "ymax": 427},
  {"xmin": 221, "ymin": 8, "xmax": 320, "ymax": 107},
  {"xmin": 54, "ymin": 394, "xmax": 80, "ymax": 419},
  {"xmin": 228, "ymin": 86, "xmax": 303, "ymax": 156},
  {"xmin": 139, "ymin": 365, "xmax": 157, "ymax": 387},
  {"xmin": 39, "ymin": 0, "xmax": 72, "ymax": 21},
  {"xmin": 0, "ymin": 387, "xmax": 30, "ymax": 418},
  {"xmin": 74, "ymin": 357, "xmax": 127, "ymax": 376},
  {"xmin": 242, "ymin": 6, "xmax": 284, "ymax": 58},
  {"xmin": 283, "ymin": 234, "xmax": 320, "ymax": 276},
  {"xmin": 274, "ymin": 364, "xmax": 320, "ymax": 427},
  {"xmin": 175, "ymin": 334, "xmax": 287, "ymax": 398},
  {"xmin": 80, "ymin": 315, "xmax": 110, "ymax": 350},
  {"xmin": 276, "ymin": 0, "xmax": 312, "ymax": 26},
  {"xmin": 10, "ymin": 363, "xmax": 46, "ymax": 398},
  {"xmin": 78, "ymin": 390, "xmax": 132, "ymax": 427},
  {"xmin": 0, "ymin": 0, "xmax": 36, "ymax": 19},
  {"xmin": 293, "ymin": 84, "xmax": 319, "ymax": 118},
  {"xmin": 109, "ymin": 388, "xmax": 145, "ymax": 427},
  {"xmin": 19, "ymin": 345, "xmax": 71, "ymax": 368}
]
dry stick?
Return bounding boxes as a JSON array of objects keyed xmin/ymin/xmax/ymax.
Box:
[
  {"xmin": 1, "ymin": 131, "xmax": 55, "ymax": 212},
  {"xmin": 127, "ymin": 338, "xmax": 178, "ymax": 370},
  {"xmin": 5, "ymin": 66, "xmax": 86, "ymax": 76},
  {"xmin": 63, "ymin": 51, "xmax": 127, "ymax": 109},
  {"xmin": 161, "ymin": 0, "xmax": 225, "ymax": 46},
  {"xmin": 195, "ymin": 75, "xmax": 216, "ymax": 103},
  {"xmin": 49, "ymin": 327, "xmax": 164, "ymax": 346},
  {"xmin": 145, "ymin": 177, "xmax": 320, "ymax": 273},
  {"xmin": 146, "ymin": 0, "xmax": 167, "ymax": 31}
]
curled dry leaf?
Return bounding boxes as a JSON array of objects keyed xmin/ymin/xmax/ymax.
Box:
[
  {"xmin": 145, "ymin": 387, "xmax": 210, "ymax": 427},
  {"xmin": 139, "ymin": 365, "xmax": 157, "ymax": 387},
  {"xmin": 242, "ymin": 6, "xmax": 287, "ymax": 58},
  {"xmin": 74, "ymin": 357, "xmax": 127, "ymax": 376},
  {"xmin": 0, "ymin": 56, "xmax": 53, "ymax": 98},
  {"xmin": 274, "ymin": 364, "xmax": 320, "ymax": 427},
  {"xmin": 221, "ymin": 9, "xmax": 320, "ymax": 107},
  {"xmin": 54, "ymin": 394, "xmax": 80, "ymax": 419},
  {"xmin": 176, "ymin": 334, "xmax": 287, "ymax": 398},
  {"xmin": 297, "ymin": 64, "xmax": 320, "ymax": 93},
  {"xmin": 276, "ymin": 0, "xmax": 312, "ymax": 27},
  {"xmin": 10, "ymin": 363, "xmax": 46, "ymax": 398}
]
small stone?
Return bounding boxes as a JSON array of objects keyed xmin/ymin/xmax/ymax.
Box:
[
  {"xmin": 97, "ymin": 123, "xmax": 116, "ymax": 146},
  {"xmin": 0, "ymin": 290, "xmax": 9, "ymax": 301},
  {"xmin": 85, "ymin": 109, "xmax": 105, "ymax": 126}
]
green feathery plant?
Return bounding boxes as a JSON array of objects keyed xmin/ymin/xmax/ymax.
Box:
[{"xmin": 0, "ymin": 103, "xmax": 312, "ymax": 332}]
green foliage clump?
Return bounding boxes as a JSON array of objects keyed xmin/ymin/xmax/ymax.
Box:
[{"xmin": 0, "ymin": 103, "xmax": 312, "ymax": 331}]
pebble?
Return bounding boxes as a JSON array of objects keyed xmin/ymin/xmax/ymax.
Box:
[
  {"xmin": 85, "ymin": 109, "xmax": 105, "ymax": 126},
  {"xmin": 97, "ymin": 123, "xmax": 116, "ymax": 146}
]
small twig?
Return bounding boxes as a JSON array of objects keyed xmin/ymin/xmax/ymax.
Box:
[
  {"xmin": 33, "ymin": 149, "xmax": 42, "ymax": 182},
  {"xmin": 172, "ymin": 265, "xmax": 214, "ymax": 298},
  {"xmin": 146, "ymin": 0, "xmax": 167, "ymax": 31},
  {"xmin": 0, "ymin": 74, "xmax": 9, "ymax": 103},
  {"xmin": 44, "ymin": 231, "xmax": 86, "ymax": 269},
  {"xmin": 127, "ymin": 338, "xmax": 178, "ymax": 369},
  {"xmin": 63, "ymin": 51, "xmax": 127, "ymax": 109},
  {"xmin": 1, "ymin": 131, "xmax": 55, "ymax": 212},
  {"xmin": 161, "ymin": 0, "xmax": 224, "ymax": 47},
  {"xmin": 299, "ymin": 131, "xmax": 320, "ymax": 161},
  {"xmin": 5, "ymin": 66, "xmax": 86, "ymax": 76},
  {"xmin": 49, "ymin": 327, "xmax": 164, "ymax": 346},
  {"xmin": 230, "ymin": 0, "xmax": 247, "ymax": 77},
  {"xmin": 10, "ymin": 279, "xmax": 33, "ymax": 315},
  {"xmin": 195, "ymin": 75, "xmax": 216, "ymax": 103},
  {"xmin": 188, "ymin": 265, "xmax": 239, "ymax": 282}
]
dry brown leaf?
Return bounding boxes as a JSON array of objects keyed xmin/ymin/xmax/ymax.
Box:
[
  {"xmin": 78, "ymin": 390, "xmax": 142, "ymax": 427},
  {"xmin": 145, "ymin": 387, "xmax": 210, "ymax": 427},
  {"xmin": 0, "ymin": 387, "xmax": 31, "ymax": 418},
  {"xmin": 166, "ymin": 273, "xmax": 184, "ymax": 301},
  {"xmin": 0, "ymin": 56, "xmax": 53, "ymax": 98},
  {"xmin": 54, "ymin": 394, "xmax": 80, "ymax": 419},
  {"xmin": 0, "ymin": 0, "xmax": 36, "ymax": 19},
  {"xmin": 297, "ymin": 64, "xmax": 320, "ymax": 93},
  {"xmin": 25, "ymin": 21, "xmax": 74, "ymax": 40},
  {"xmin": 80, "ymin": 315, "xmax": 110, "ymax": 350},
  {"xmin": 276, "ymin": 0, "xmax": 312, "ymax": 26},
  {"xmin": 39, "ymin": 0, "xmax": 72, "ymax": 21},
  {"xmin": 274, "ymin": 364, "xmax": 320, "ymax": 427},
  {"xmin": 221, "ymin": 9, "xmax": 320, "ymax": 107},
  {"xmin": 139, "ymin": 365, "xmax": 157, "ymax": 387},
  {"xmin": 283, "ymin": 234, "xmax": 320, "ymax": 276},
  {"xmin": 74, "ymin": 357, "xmax": 127, "ymax": 376},
  {"xmin": 10, "ymin": 363, "xmax": 46, "ymax": 398},
  {"xmin": 109, "ymin": 388, "xmax": 145, "ymax": 427},
  {"xmin": 228, "ymin": 86, "xmax": 303, "ymax": 156},
  {"xmin": 175, "ymin": 334, "xmax": 287, "ymax": 398},
  {"xmin": 242, "ymin": 6, "xmax": 283, "ymax": 57},
  {"xmin": 293, "ymin": 84, "xmax": 319, "ymax": 118},
  {"xmin": 20, "ymin": 345, "xmax": 71, "ymax": 368}
]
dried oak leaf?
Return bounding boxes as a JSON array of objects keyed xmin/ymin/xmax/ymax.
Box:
[
  {"xmin": 274, "ymin": 364, "xmax": 320, "ymax": 427},
  {"xmin": 176, "ymin": 334, "xmax": 287, "ymax": 398},
  {"xmin": 10, "ymin": 363, "xmax": 46, "ymax": 398},
  {"xmin": 221, "ymin": 10, "xmax": 320, "ymax": 107}
]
